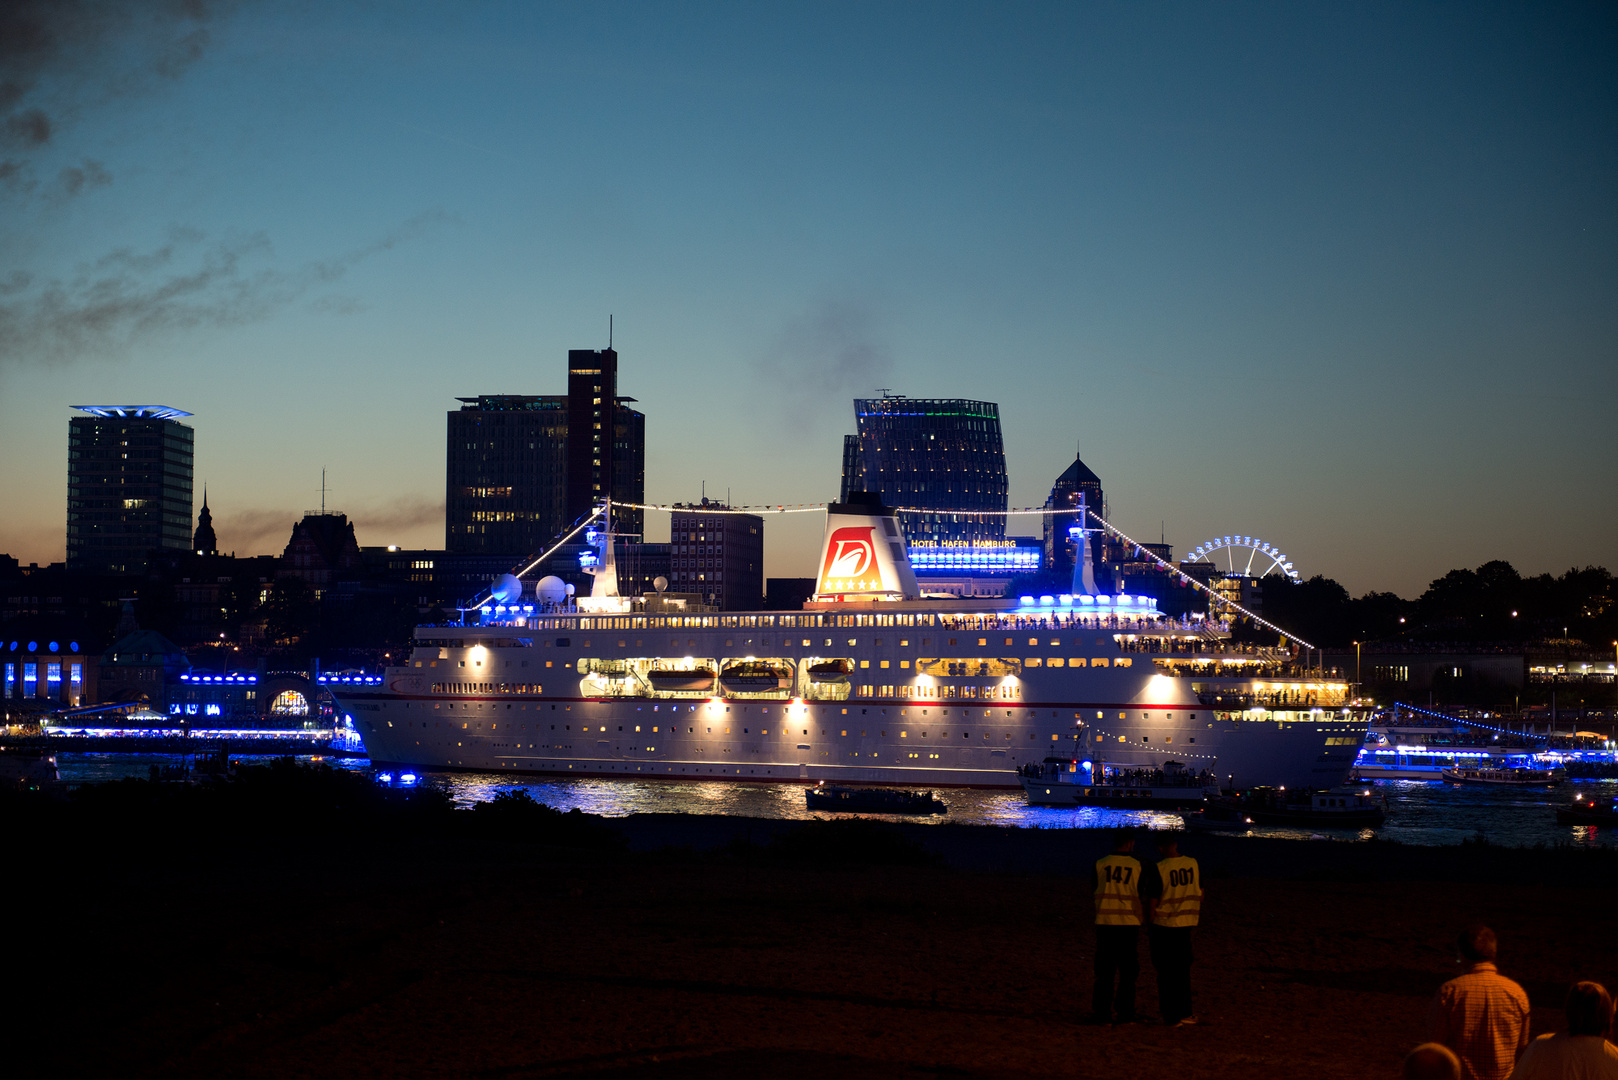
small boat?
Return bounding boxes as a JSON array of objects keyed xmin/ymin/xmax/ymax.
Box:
[
  {"xmin": 0, "ymin": 746, "xmax": 62, "ymax": 791},
  {"xmin": 1441, "ymin": 766, "xmax": 1565, "ymax": 787},
  {"xmin": 806, "ymin": 659, "xmax": 853, "ymax": 684},
  {"xmin": 646, "ymin": 667, "xmax": 716, "ymax": 692},
  {"xmin": 1181, "ymin": 805, "xmax": 1252, "ymax": 832},
  {"xmin": 1017, "ymin": 758, "xmax": 1220, "ymax": 809},
  {"xmin": 805, "ymin": 783, "xmax": 946, "ymax": 815},
  {"xmin": 1216, "ymin": 787, "xmax": 1386, "ymax": 827},
  {"xmin": 718, "ymin": 662, "xmax": 791, "ymax": 694},
  {"xmin": 1556, "ymin": 795, "xmax": 1618, "ymax": 826}
]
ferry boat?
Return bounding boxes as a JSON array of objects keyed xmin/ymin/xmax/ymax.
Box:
[
  {"xmin": 335, "ymin": 496, "xmax": 1370, "ymax": 789},
  {"xmin": 1440, "ymin": 765, "xmax": 1565, "ymax": 787},
  {"xmin": 1349, "ymin": 706, "xmax": 1557, "ymax": 781},
  {"xmin": 1017, "ymin": 757, "xmax": 1220, "ymax": 808}
]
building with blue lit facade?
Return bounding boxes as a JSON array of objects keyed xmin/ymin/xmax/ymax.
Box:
[
  {"xmin": 840, "ymin": 396, "xmax": 1009, "ymax": 546},
  {"xmin": 68, "ymin": 406, "xmax": 195, "ymax": 574}
]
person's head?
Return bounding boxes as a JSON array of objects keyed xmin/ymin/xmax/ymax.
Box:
[
  {"xmin": 1565, "ymin": 981, "xmax": 1614, "ymax": 1037},
  {"xmin": 1456, "ymin": 924, "xmax": 1497, "ymax": 965},
  {"xmin": 1112, "ymin": 830, "xmax": 1136, "ymax": 853},
  {"xmin": 1402, "ymin": 1043, "xmax": 1460, "ymax": 1080},
  {"xmin": 1156, "ymin": 833, "xmax": 1180, "ymax": 857}
]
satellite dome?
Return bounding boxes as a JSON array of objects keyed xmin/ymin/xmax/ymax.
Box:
[
  {"xmin": 490, "ymin": 574, "xmax": 523, "ymax": 605},
  {"xmin": 535, "ymin": 576, "xmax": 569, "ymax": 604},
  {"xmin": 653, "ymin": 575, "xmax": 668, "ymax": 593}
]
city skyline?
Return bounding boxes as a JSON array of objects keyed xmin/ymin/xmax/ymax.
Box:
[{"xmin": 1, "ymin": 3, "xmax": 1613, "ymax": 597}]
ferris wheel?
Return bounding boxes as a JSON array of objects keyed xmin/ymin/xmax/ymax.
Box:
[{"xmin": 1183, "ymin": 534, "xmax": 1300, "ymax": 580}]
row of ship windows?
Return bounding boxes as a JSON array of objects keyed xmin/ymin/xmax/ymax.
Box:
[
  {"xmin": 391, "ymin": 718, "xmax": 1083, "ymax": 742},
  {"xmin": 461, "ymin": 636, "xmax": 1123, "ymax": 650}
]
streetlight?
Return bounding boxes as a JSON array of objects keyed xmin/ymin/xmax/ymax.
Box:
[{"xmin": 1354, "ymin": 640, "xmax": 1361, "ymax": 686}]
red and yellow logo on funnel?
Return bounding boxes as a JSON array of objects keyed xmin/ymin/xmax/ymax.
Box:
[{"xmin": 818, "ymin": 526, "xmax": 885, "ymax": 593}]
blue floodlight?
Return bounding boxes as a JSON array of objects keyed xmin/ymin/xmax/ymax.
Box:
[
  {"xmin": 72, "ymin": 405, "xmax": 193, "ymax": 420},
  {"xmin": 400, "ymin": 772, "xmax": 417, "ymax": 784},
  {"xmin": 1081, "ymin": 760, "xmax": 1093, "ymax": 771},
  {"xmin": 377, "ymin": 772, "xmax": 393, "ymax": 783}
]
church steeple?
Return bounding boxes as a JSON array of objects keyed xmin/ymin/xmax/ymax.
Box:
[{"xmin": 193, "ymin": 487, "xmax": 218, "ymax": 555}]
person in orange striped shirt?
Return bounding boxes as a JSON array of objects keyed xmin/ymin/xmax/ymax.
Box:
[{"xmin": 1429, "ymin": 925, "xmax": 1531, "ymax": 1080}]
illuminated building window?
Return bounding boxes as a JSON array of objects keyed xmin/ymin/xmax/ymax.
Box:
[{"xmin": 271, "ymin": 690, "xmax": 310, "ymax": 716}]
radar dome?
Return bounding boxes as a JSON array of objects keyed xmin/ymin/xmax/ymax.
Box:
[
  {"xmin": 490, "ymin": 573, "xmax": 523, "ymax": 605},
  {"xmin": 535, "ymin": 575, "xmax": 569, "ymax": 604},
  {"xmin": 653, "ymin": 575, "xmax": 668, "ymax": 593}
]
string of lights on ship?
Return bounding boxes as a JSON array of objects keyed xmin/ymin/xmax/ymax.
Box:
[{"xmin": 1390, "ymin": 701, "xmax": 1551, "ymax": 743}]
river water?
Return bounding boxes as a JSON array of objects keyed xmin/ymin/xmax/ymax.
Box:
[{"xmin": 54, "ymin": 752, "xmax": 1618, "ymax": 850}]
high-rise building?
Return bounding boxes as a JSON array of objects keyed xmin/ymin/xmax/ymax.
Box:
[
  {"xmin": 566, "ymin": 349, "xmax": 615, "ymax": 526},
  {"xmin": 445, "ymin": 348, "xmax": 646, "ymax": 557},
  {"xmin": 446, "ymin": 395, "xmax": 569, "ymax": 555},
  {"xmin": 840, "ymin": 395, "xmax": 1008, "ymax": 545},
  {"xmin": 67, "ymin": 406, "xmax": 195, "ymax": 574},
  {"xmin": 1043, "ymin": 450, "xmax": 1106, "ymax": 582},
  {"xmin": 667, "ymin": 503, "xmax": 763, "ymax": 610}
]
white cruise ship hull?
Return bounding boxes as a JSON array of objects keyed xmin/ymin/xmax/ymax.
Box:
[{"xmin": 335, "ymin": 622, "xmax": 1367, "ymax": 791}]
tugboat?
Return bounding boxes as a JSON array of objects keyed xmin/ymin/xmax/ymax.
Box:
[
  {"xmin": 805, "ymin": 782, "xmax": 946, "ymax": 815},
  {"xmin": 1018, "ymin": 758, "xmax": 1220, "ymax": 809},
  {"xmin": 1214, "ymin": 786, "xmax": 1386, "ymax": 827},
  {"xmin": 1441, "ymin": 765, "xmax": 1565, "ymax": 787},
  {"xmin": 1556, "ymin": 794, "xmax": 1618, "ymax": 826}
]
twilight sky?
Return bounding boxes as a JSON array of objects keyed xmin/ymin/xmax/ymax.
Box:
[{"xmin": 1, "ymin": 1, "xmax": 1613, "ymax": 598}]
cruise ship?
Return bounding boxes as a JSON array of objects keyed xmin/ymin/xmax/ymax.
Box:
[{"xmin": 337, "ymin": 496, "xmax": 1369, "ymax": 789}]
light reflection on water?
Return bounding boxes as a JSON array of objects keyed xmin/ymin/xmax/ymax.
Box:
[{"xmin": 52, "ymin": 753, "xmax": 1618, "ymax": 848}]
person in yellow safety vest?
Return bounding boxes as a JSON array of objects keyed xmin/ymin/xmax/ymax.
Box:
[
  {"xmin": 1090, "ymin": 830, "xmax": 1146, "ymax": 1025},
  {"xmin": 1145, "ymin": 832, "xmax": 1204, "ymax": 1027}
]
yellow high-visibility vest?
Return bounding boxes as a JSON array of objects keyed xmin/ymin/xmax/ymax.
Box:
[
  {"xmin": 1094, "ymin": 854, "xmax": 1143, "ymax": 926},
  {"xmin": 1152, "ymin": 855, "xmax": 1202, "ymax": 927}
]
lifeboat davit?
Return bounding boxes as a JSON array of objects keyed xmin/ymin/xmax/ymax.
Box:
[
  {"xmin": 646, "ymin": 667, "xmax": 716, "ymax": 693},
  {"xmin": 718, "ymin": 662, "xmax": 792, "ymax": 694},
  {"xmin": 806, "ymin": 659, "xmax": 853, "ymax": 684}
]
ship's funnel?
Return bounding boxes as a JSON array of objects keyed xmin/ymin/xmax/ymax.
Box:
[{"xmin": 812, "ymin": 492, "xmax": 920, "ymax": 602}]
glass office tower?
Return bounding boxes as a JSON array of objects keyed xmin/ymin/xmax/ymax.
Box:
[{"xmin": 841, "ymin": 396, "xmax": 1009, "ymax": 545}]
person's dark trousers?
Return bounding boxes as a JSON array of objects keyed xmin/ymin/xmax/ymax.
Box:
[
  {"xmin": 1092, "ymin": 925, "xmax": 1140, "ymax": 1020},
  {"xmin": 1148, "ymin": 924, "xmax": 1194, "ymax": 1023}
]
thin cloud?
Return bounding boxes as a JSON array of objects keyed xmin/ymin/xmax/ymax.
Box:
[
  {"xmin": 348, "ymin": 497, "xmax": 445, "ymax": 539},
  {"xmin": 213, "ymin": 508, "xmax": 298, "ymax": 557},
  {"xmin": 0, "ymin": 0, "xmax": 237, "ymax": 196},
  {"xmin": 0, "ymin": 210, "xmax": 452, "ymax": 366},
  {"xmin": 214, "ymin": 498, "xmax": 446, "ymax": 558},
  {"xmin": 756, "ymin": 297, "xmax": 895, "ymax": 429}
]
